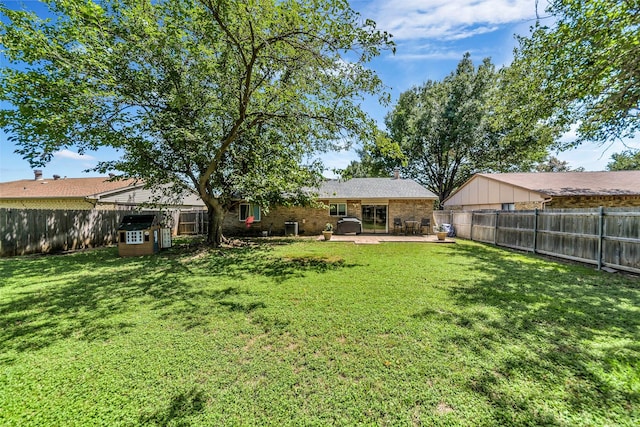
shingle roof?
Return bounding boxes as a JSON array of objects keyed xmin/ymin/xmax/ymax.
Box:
[
  {"xmin": 0, "ymin": 176, "xmax": 438, "ymax": 202},
  {"xmin": 0, "ymin": 177, "xmax": 140, "ymax": 199},
  {"xmin": 118, "ymin": 214, "xmax": 158, "ymax": 231},
  {"xmin": 478, "ymin": 171, "xmax": 640, "ymax": 196},
  {"xmin": 316, "ymin": 178, "xmax": 437, "ymax": 200}
]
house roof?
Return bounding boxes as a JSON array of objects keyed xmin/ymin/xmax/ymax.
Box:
[
  {"xmin": 475, "ymin": 171, "xmax": 640, "ymax": 197},
  {"xmin": 95, "ymin": 183, "xmax": 205, "ymax": 207},
  {"xmin": 316, "ymin": 178, "xmax": 437, "ymax": 200},
  {"xmin": 0, "ymin": 176, "xmax": 140, "ymax": 199},
  {"xmin": 0, "ymin": 175, "xmax": 437, "ymax": 203}
]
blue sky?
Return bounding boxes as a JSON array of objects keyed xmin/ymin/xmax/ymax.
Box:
[{"xmin": 1, "ymin": 0, "xmax": 637, "ymax": 182}]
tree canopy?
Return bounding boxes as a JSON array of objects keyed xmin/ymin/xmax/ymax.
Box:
[
  {"xmin": 383, "ymin": 54, "xmax": 553, "ymax": 206},
  {"xmin": 0, "ymin": 0, "xmax": 393, "ymax": 246},
  {"xmin": 607, "ymin": 150, "xmax": 640, "ymax": 171},
  {"xmin": 339, "ymin": 131, "xmax": 403, "ymax": 179},
  {"xmin": 532, "ymin": 155, "xmax": 584, "ymax": 173},
  {"xmin": 505, "ymin": 0, "xmax": 639, "ymax": 147}
]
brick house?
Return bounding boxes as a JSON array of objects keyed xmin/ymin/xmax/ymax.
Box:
[
  {"xmin": 2, "ymin": 172, "xmax": 437, "ymax": 236},
  {"xmin": 0, "ymin": 171, "xmax": 141, "ymax": 210},
  {"xmin": 224, "ymin": 177, "xmax": 438, "ymax": 236},
  {"xmin": 443, "ymin": 171, "xmax": 640, "ymax": 211}
]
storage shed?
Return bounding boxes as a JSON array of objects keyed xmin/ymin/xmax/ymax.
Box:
[{"xmin": 118, "ymin": 214, "xmax": 161, "ymax": 257}]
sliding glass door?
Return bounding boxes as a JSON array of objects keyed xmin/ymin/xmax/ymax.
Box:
[{"xmin": 361, "ymin": 205, "xmax": 387, "ymax": 234}]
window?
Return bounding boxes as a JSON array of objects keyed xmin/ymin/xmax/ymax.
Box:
[
  {"xmin": 239, "ymin": 203, "xmax": 261, "ymax": 222},
  {"xmin": 329, "ymin": 203, "xmax": 347, "ymax": 216},
  {"xmin": 125, "ymin": 230, "xmax": 144, "ymax": 244},
  {"xmin": 501, "ymin": 203, "xmax": 515, "ymax": 211}
]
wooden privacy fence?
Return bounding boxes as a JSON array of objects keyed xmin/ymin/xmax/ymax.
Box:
[
  {"xmin": 434, "ymin": 208, "xmax": 640, "ymax": 274},
  {"xmin": 177, "ymin": 210, "xmax": 209, "ymax": 235},
  {"xmin": 0, "ymin": 208, "xmax": 179, "ymax": 257}
]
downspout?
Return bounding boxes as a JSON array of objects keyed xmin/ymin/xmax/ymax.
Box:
[{"xmin": 541, "ymin": 197, "xmax": 553, "ymax": 210}]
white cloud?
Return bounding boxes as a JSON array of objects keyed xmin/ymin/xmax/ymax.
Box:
[
  {"xmin": 392, "ymin": 48, "xmax": 474, "ymax": 61},
  {"xmin": 360, "ymin": 0, "xmax": 536, "ymax": 41},
  {"xmin": 54, "ymin": 149, "xmax": 96, "ymax": 161},
  {"xmin": 555, "ymin": 127, "xmax": 640, "ymax": 171}
]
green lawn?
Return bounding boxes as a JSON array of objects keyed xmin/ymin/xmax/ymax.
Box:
[{"xmin": 1, "ymin": 239, "xmax": 638, "ymax": 426}]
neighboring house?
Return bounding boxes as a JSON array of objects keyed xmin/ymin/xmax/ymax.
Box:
[
  {"xmin": 0, "ymin": 171, "xmax": 140, "ymax": 210},
  {"xmin": 94, "ymin": 183, "xmax": 206, "ymax": 210},
  {"xmin": 223, "ymin": 177, "xmax": 438, "ymax": 235},
  {"xmin": 0, "ymin": 171, "xmax": 206, "ymax": 211},
  {"xmin": 443, "ymin": 171, "xmax": 640, "ymax": 211},
  {"xmin": 1, "ymin": 171, "xmax": 437, "ymax": 236}
]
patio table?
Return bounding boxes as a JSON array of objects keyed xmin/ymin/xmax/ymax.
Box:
[{"xmin": 404, "ymin": 220, "xmax": 420, "ymax": 235}]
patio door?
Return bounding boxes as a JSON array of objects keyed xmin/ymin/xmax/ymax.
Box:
[{"xmin": 361, "ymin": 205, "xmax": 387, "ymax": 234}]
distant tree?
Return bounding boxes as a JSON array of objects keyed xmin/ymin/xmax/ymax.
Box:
[
  {"xmin": 339, "ymin": 131, "xmax": 403, "ymax": 179},
  {"xmin": 607, "ymin": 150, "xmax": 640, "ymax": 171},
  {"xmin": 534, "ymin": 155, "xmax": 584, "ymax": 172},
  {"xmin": 0, "ymin": 0, "xmax": 393, "ymax": 247},
  {"xmin": 385, "ymin": 54, "xmax": 553, "ymax": 206},
  {"xmin": 505, "ymin": 0, "xmax": 639, "ymax": 147}
]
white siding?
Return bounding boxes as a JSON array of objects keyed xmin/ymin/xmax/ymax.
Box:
[{"xmin": 445, "ymin": 175, "xmax": 546, "ymax": 209}]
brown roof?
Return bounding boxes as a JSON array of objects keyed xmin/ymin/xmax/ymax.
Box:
[
  {"xmin": 0, "ymin": 177, "xmax": 141, "ymax": 199},
  {"xmin": 478, "ymin": 171, "xmax": 640, "ymax": 197}
]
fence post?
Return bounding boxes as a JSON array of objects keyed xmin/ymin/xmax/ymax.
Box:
[
  {"xmin": 533, "ymin": 208, "xmax": 538, "ymax": 254},
  {"xmin": 494, "ymin": 211, "xmax": 499, "ymax": 246},
  {"xmin": 470, "ymin": 211, "xmax": 474, "ymax": 241},
  {"xmin": 597, "ymin": 206, "xmax": 604, "ymax": 270}
]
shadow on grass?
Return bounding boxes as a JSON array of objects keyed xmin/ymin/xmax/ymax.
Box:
[
  {"xmin": 0, "ymin": 241, "xmax": 354, "ymax": 362},
  {"xmin": 139, "ymin": 387, "xmax": 206, "ymax": 426},
  {"xmin": 420, "ymin": 242, "xmax": 640, "ymax": 424}
]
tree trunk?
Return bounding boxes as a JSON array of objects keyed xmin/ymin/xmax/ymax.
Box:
[{"xmin": 206, "ymin": 204, "xmax": 226, "ymax": 247}]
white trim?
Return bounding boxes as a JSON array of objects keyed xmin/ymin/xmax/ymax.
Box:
[
  {"xmin": 329, "ymin": 202, "xmax": 347, "ymax": 217},
  {"xmin": 125, "ymin": 230, "xmax": 144, "ymax": 245}
]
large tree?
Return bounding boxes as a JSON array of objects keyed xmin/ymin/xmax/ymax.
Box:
[
  {"xmin": 505, "ymin": 0, "xmax": 639, "ymax": 146},
  {"xmin": 0, "ymin": 0, "xmax": 393, "ymax": 246},
  {"xmin": 384, "ymin": 54, "xmax": 553, "ymax": 206},
  {"xmin": 607, "ymin": 150, "xmax": 640, "ymax": 171}
]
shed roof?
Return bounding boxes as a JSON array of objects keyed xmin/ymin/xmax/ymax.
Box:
[
  {"xmin": 316, "ymin": 178, "xmax": 437, "ymax": 200},
  {"xmin": 118, "ymin": 214, "xmax": 158, "ymax": 231},
  {"xmin": 475, "ymin": 171, "xmax": 640, "ymax": 197},
  {"xmin": 0, "ymin": 176, "xmax": 140, "ymax": 199}
]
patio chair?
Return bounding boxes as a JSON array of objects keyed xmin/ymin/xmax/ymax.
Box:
[
  {"xmin": 393, "ymin": 217, "xmax": 403, "ymax": 235},
  {"xmin": 420, "ymin": 218, "xmax": 431, "ymax": 234}
]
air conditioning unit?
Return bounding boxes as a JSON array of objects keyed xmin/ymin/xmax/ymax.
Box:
[{"xmin": 284, "ymin": 221, "xmax": 298, "ymax": 236}]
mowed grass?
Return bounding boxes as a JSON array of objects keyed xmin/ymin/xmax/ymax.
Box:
[{"xmin": 0, "ymin": 239, "xmax": 638, "ymax": 426}]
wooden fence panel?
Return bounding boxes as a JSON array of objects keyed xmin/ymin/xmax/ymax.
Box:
[
  {"xmin": 433, "ymin": 211, "xmax": 452, "ymax": 227},
  {"xmin": 536, "ymin": 210, "xmax": 600, "ymax": 264},
  {"xmin": 471, "ymin": 212, "xmax": 496, "ymax": 244},
  {"xmin": 452, "ymin": 211, "xmax": 473, "ymax": 239},
  {"xmin": 177, "ymin": 210, "xmax": 208, "ymax": 235},
  {"xmin": 442, "ymin": 207, "xmax": 640, "ymax": 274},
  {"xmin": 602, "ymin": 210, "xmax": 640, "ymax": 273},
  {"xmin": 495, "ymin": 211, "xmax": 535, "ymax": 251},
  {"xmin": 0, "ymin": 208, "xmax": 164, "ymax": 257}
]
